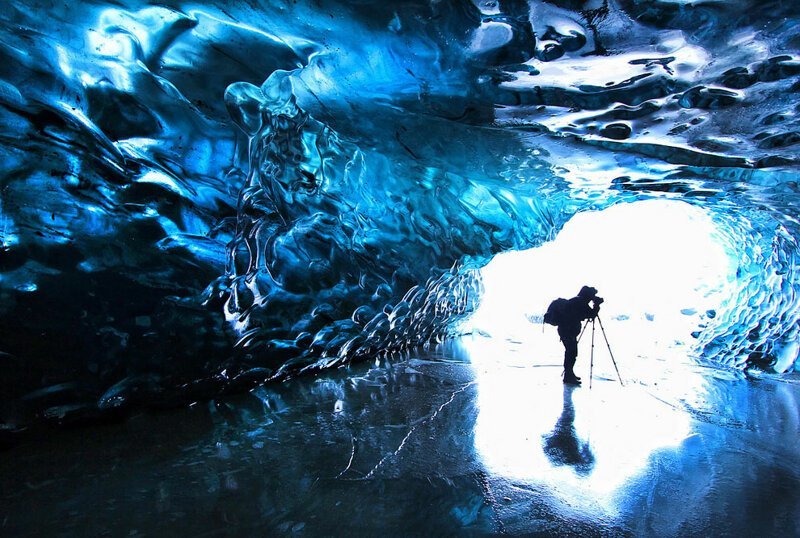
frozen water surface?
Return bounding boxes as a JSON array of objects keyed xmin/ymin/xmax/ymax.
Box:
[{"xmin": 2, "ymin": 338, "xmax": 798, "ymax": 536}]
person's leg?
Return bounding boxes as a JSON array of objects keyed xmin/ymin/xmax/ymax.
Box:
[
  {"xmin": 563, "ymin": 338, "xmax": 578, "ymax": 380},
  {"xmin": 558, "ymin": 327, "xmax": 581, "ymax": 383},
  {"xmin": 564, "ymin": 336, "xmax": 581, "ymax": 381}
]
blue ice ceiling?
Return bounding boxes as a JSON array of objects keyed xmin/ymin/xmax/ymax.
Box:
[{"xmin": 0, "ymin": 0, "xmax": 798, "ymax": 422}]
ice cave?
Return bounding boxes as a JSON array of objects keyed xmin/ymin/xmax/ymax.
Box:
[{"xmin": 0, "ymin": 0, "xmax": 799, "ymax": 535}]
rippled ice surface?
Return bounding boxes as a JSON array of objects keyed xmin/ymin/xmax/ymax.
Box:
[
  {"xmin": 2, "ymin": 338, "xmax": 798, "ymax": 536},
  {"xmin": 0, "ymin": 0, "xmax": 799, "ymax": 429}
]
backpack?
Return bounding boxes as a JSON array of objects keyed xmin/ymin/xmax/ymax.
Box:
[{"xmin": 543, "ymin": 298, "xmax": 568, "ymax": 326}]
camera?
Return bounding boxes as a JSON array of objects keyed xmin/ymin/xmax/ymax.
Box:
[{"xmin": 593, "ymin": 296, "xmax": 604, "ymax": 305}]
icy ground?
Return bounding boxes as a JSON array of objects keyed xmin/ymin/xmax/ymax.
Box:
[{"xmin": 1, "ymin": 336, "xmax": 798, "ymax": 536}]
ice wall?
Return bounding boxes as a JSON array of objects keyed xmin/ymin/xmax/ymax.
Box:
[{"xmin": 0, "ymin": 0, "xmax": 798, "ymax": 425}]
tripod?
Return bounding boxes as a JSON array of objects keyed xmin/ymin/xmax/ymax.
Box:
[{"xmin": 578, "ymin": 315, "xmax": 624, "ymax": 388}]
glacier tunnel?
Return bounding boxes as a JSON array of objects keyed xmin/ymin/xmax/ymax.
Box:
[{"xmin": 0, "ymin": 0, "xmax": 799, "ymax": 535}]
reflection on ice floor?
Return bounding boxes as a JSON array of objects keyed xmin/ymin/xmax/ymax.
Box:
[
  {"xmin": 1, "ymin": 337, "xmax": 799, "ymax": 536},
  {"xmin": 472, "ymin": 351, "xmax": 691, "ymax": 513}
]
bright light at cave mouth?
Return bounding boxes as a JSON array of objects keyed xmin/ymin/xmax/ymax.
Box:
[
  {"xmin": 465, "ymin": 198, "xmax": 736, "ymax": 360},
  {"xmin": 464, "ymin": 199, "xmax": 737, "ymax": 509}
]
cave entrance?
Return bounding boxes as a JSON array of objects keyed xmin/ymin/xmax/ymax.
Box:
[
  {"xmin": 464, "ymin": 199, "xmax": 737, "ymax": 507},
  {"xmin": 464, "ymin": 198, "xmax": 736, "ymax": 369}
]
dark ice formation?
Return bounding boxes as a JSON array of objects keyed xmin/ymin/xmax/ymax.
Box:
[{"xmin": 0, "ymin": 0, "xmax": 799, "ymax": 425}]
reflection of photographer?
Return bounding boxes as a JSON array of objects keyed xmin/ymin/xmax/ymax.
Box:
[{"xmin": 543, "ymin": 385, "xmax": 595, "ymax": 474}]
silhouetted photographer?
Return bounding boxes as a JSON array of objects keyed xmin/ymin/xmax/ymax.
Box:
[{"xmin": 544, "ymin": 286, "xmax": 603, "ymax": 385}]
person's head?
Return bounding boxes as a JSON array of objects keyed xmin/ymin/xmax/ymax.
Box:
[{"xmin": 578, "ymin": 286, "xmax": 598, "ymax": 301}]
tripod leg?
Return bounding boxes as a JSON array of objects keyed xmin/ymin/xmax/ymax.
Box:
[
  {"xmin": 577, "ymin": 318, "xmax": 591, "ymax": 344},
  {"xmin": 589, "ymin": 318, "xmax": 596, "ymax": 389},
  {"xmin": 596, "ymin": 316, "xmax": 624, "ymax": 387}
]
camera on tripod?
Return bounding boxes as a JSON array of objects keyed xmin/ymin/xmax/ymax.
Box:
[
  {"xmin": 589, "ymin": 296, "xmax": 603, "ymax": 320},
  {"xmin": 576, "ymin": 305, "xmax": 624, "ymax": 388}
]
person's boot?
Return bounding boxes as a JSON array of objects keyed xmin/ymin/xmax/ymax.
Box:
[{"xmin": 563, "ymin": 371, "xmax": 582, "ymax": 385}]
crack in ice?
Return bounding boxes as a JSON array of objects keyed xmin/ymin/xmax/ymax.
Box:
[
  {"xmin": 335, "ymin": 434, "xmax": 357, "ymax": 479},
  {"xmin": 362, "ymin": 381, "xmax": 476, "ymax": 480}
]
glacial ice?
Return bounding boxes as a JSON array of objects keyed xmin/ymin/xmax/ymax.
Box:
[{"xmin": 0, "ymin": 0, "xmax": 799, "ymax": 424}]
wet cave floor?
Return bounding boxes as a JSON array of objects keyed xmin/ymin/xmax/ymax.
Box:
[{"xmin": 1, "ymin": 337, "xmax": 799, "ymax": 536}]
